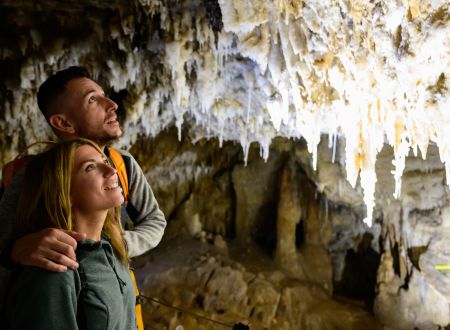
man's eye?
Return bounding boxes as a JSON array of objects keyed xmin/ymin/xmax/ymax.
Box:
[{"xmin": 88, "ymin": 96, "xmax": 96, "ymax": 103}]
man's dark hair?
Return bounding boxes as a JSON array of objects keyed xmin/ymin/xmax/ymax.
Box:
[{"xmin": 37, "ymin": 66, "xmax": 91, "ymax": 119}]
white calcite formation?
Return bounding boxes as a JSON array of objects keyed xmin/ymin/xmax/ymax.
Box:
[
  {"xmin": 0, "ymin": 1, "xmax": 449, "ymax": 329},
  {"xmin": 373, "ymin": 143, "xmax": 450, "ymax": 329},
  {"xmin": 0, "ymin": 0, "xmax": 448, "ymax": 227}
]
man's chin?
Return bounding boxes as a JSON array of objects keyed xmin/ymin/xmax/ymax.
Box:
[
  {"xmin": 99, "ymin": 135, "xmax": 121, "ymax": 146},
  {"xmin": 77, "ymin": 127, "xmax": 122, "ymax": 146},
  {"xmin": 94, "ymin": 131, "xmax": 122, "ymax": 146}
]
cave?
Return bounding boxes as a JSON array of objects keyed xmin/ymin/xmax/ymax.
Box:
[{"xmin": 0, "ymin": 0, "xmax": 449, "ymax": 329}]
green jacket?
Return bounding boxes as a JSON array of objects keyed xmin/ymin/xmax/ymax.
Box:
[{"xmin": 6, "ymin": 239, "xmax": 136, "ymax": 330}]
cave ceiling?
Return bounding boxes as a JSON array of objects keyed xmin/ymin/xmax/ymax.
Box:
[{"xmin": 0, "ymin": 0, "xmax": 449, "ymax": 225}]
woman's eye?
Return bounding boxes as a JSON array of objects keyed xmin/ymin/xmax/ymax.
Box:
[{"xmin": 85, "ymin": 164, "xmax": 95, "ymax": 172}]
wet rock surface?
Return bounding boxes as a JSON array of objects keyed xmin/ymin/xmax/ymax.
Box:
[{"xmin": 0, "ymin": 1, "xmax": 449, "ymax": 329}]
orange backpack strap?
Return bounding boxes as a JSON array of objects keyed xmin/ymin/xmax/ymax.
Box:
[
  {"xmin": 108, "ymin": 148, "xmax": 129, "ymax": 204},
  {"xmin": 129, "ymin": 269, "xmax": 144, "ymax": 330},
  {"xmin": 106, "ymin": 149, "xmax": 143, "ymax": 329}
]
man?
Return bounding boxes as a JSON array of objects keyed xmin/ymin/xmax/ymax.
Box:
[{"xmin": 0, "ymin": 66, "xmax": 166, "ymax": 301}]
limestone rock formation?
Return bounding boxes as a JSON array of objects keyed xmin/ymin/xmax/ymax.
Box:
[
  {"xmin": 0, "ymin": 1, "xmax": 449, "ymax": 329},
  {"xmin": 1, "ymin": 0, "xmax": 449, "ymax": 226},
  {"xmin": 133, "ymin": 131, "xmax": 449, "ymax": 329}
]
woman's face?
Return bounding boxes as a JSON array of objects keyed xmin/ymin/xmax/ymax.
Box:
[{"xmin": 70, "ymin": 144, "xmax": 124, "ymax": 212}]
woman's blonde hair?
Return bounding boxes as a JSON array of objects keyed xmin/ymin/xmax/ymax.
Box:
[{"xmin": 15, "ymin": 138, "xmax": 129, "ymax": 264}]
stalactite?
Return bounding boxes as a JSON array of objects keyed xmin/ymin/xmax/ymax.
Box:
[
  {"xmin": 0, "ymin": 1, "xmax": 447, "ymax": 221},
  {"xmin": 0, "ymin": 3, "xmax": 449, "ymax": 327}
]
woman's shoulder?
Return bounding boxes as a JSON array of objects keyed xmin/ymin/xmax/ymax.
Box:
[
  {"xmin": 6, "ymin": 267, "xmax": 82, "ymax": 328},
  {"xmin": 13, "ymin": 266, "xmax": 82, "ymax": 293}
]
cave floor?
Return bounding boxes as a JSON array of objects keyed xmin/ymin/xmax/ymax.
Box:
[{"xmin": 134, "ymin": 237, "xmax": 386, "ymax": 330}]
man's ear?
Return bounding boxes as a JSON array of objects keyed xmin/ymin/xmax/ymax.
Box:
[{"xmin": 48, "ymin": 114, "xmax": 76, "ymax": 135}]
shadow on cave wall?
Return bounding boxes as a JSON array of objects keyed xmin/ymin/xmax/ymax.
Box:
[
  {"xmin": 333, "ymin": 232, "xmax": 381, "ymax": 309},
  {"xmin": 251, "ymin": 200, "xmax": 278, "ymax": 256}
]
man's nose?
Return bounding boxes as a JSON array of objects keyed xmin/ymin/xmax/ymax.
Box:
[{"xmin": 103, "ymin": 96, "xmax": 118, "ymax": 112}]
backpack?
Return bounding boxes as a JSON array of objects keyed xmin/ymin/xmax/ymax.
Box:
[
  {"xmin": 0, "ymin": 141, "xmax": 55, "ymax": 198},
  {"xmin": 108, "ymin": 148, "xmax": 129, "ymax": 204},
  {"xmin": 0, "ymin": 143, "xmax": 144, "ymax": 330}
]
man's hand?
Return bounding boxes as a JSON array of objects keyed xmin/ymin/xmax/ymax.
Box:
[{"xmin": 11, "ymin": 228, "xmax": 86, "ymax": 272}]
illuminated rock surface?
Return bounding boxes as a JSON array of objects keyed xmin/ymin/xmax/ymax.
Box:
[{"xmin": 0, "ymin": 1, "xmax": 449, "ymax": 329}]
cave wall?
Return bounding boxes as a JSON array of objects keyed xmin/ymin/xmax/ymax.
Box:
[
  {"xmin": 1, "ymin": 0, "xmax": 449, "ymax": 227},
  {"xmin": 0, "ymin": 1, "xmax": 449, "ymax": 329},
  {"xmin": 133, "ymin": 127, "xmax": 449, "ymax": 329}
]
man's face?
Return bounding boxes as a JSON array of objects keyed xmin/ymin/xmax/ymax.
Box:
[{"xmin": 64, "ymin": 78, "xmax": 122, "ymax": 144}]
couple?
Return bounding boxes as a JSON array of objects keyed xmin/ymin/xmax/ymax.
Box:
[{"xmin": 0, "ymin": 67, "xmax": 166, "ymax": 328}]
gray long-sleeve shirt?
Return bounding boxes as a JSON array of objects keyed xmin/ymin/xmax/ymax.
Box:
[
  {"xmin": 0, "ymin": 147, "xmax": 166, "ymax": 306},
  {"xmin": 112, "ymin": 148, "xmax": 166, "ymax": 257}
]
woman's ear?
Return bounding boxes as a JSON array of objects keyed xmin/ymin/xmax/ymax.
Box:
[{"xmin": 48, "ymin": 114, "xmax": 76, "ymax": 135}]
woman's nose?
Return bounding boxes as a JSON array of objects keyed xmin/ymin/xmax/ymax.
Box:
[{"xmin": 103, "ymin": 164, "xmax": 117, "ymax": 177}]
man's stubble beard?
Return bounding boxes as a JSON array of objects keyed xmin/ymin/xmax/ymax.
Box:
[{"xmin": 78, "ymin": 129, "xmax": 123, "ymax": 148}]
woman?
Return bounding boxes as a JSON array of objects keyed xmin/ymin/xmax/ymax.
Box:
[{"xmin": 6, "ymin": 138, "xmax": 136, "ymax": 329}]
